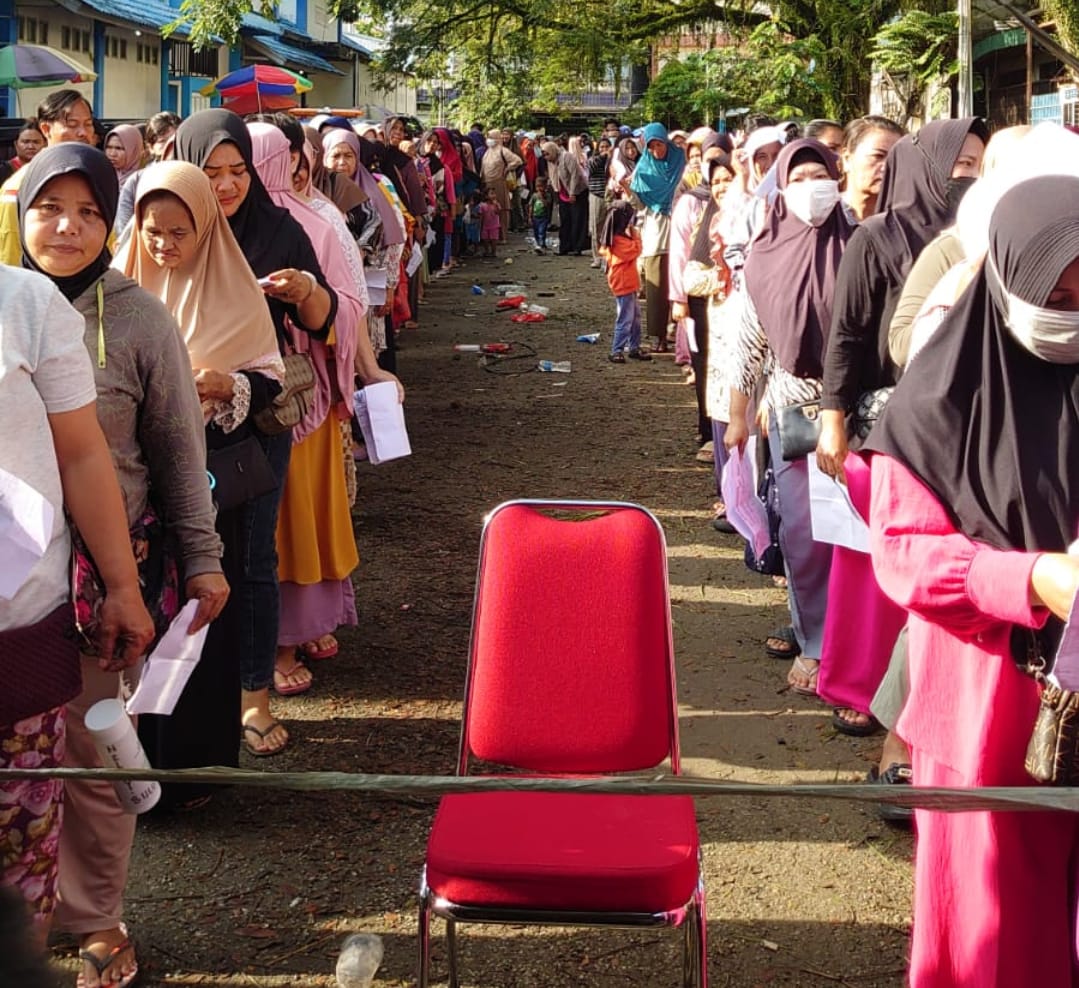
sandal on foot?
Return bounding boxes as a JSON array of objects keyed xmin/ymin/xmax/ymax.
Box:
[
  {"xmin": 77, "ymin": 926, "xmax": 138, "ymax": 988},
  {"xmin": 243, "ymin": 719, "xmax": 288, "ymax": 757},
  {"xmin": 273, "ymin": 661, "xmax": 312, "ymax": 696},
  {"xmin": 607, "ymin": 352, "xmax": 626, "ymax": 364},
  {"xmin": 831, "ymin": 707, "xmax": 883, "ymax": 737},
  {"xmin": 765, "ymin": 625, "xmax": 801, "ymax": 659},
  {"xmin": 298, "ymin": 635, "xmax": 338, "ymax": 661},
  {"xmin": 867, "ymin": 762, "xmax": 914, "ymax": 824},
  {"xmin": 627, "ymin": 349, "xmax": 652, "ymax": 361},
  {"xmin": 787, "ymin": 657, "xmax": 819, "ymax": 696}
]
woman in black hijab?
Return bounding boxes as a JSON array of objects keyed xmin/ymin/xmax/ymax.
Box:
[
  {"xmin": 161, "ymin": 108, "xmax": 338, "ymax": 764},
  {"xmin": 864, "ymin": 174, "xmax": 1079, "ymax": 987},
  {"xmin": 816, "ymin": 117, "xmax": 988, "ymax": 479}
]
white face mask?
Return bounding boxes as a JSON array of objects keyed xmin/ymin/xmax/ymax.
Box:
[
  {"xmin": 486, "ymin": 138, "xmax": 497, "ymax": 148},
  {"xmin": 990, "ymin": 254, "xmax": 1079, "ymax": 363},
  {"xmin": 783, "ymin": 179, "xmax": 840, "ymax": 227}
]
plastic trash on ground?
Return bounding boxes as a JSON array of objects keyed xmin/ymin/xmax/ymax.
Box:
[
  {"xmin": 576, "ymin": 333, "xmax": 600, "ymax": 343},
  {"xmin": 537, "ymin": 360, "xmax": 571, "ymax": 373}
]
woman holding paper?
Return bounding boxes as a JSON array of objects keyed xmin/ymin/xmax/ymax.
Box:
[
  {"xmin": 724, "ymin": 139, "xmax": 855, "ymax": 697},
  {"xmin": 865, "ymin": 175, "xmax": 1079, "ymax": 986},
  {"xmin": 16, "ymin": 143, "xmax": 224, "ymax": 986},
  {"xmin": 247, "ymin": 122, "xmax": 402, "ymax": 696}
]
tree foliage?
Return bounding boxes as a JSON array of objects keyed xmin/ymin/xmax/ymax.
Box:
[{"xmin": 870, "ymin": 9, "xmax": 958, "ymax": 122}]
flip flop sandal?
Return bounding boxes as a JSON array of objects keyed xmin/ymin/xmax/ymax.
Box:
[
  {"xmin": 831, "ymin": 708, "xmax": 883, "ymax": 737},
  {"xmin": 77, "ymin": 925, "xmax": 138, "ymax": 988},
  {"xmin": 299, "ymin": 638, "xmax": 339, "ymax": 661},
  {"xmin": 765, "ymin": 625, "xmax": 801, "ymax": 659},
  {"xmin": 243, "ymin": 720, "xmax": 288, "ymax": 757},
  {"xmin": 273, "ymin": 661, "xmax": 312, "ymax": 696},
  {"xmin": 867, "ymin": 762, "xmax": 914, "ymax": 824},
  {"xmin": 788, "ymin": 657, "xmax": 819, "ymax": 696}
]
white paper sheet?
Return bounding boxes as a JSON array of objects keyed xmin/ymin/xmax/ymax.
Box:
[
  {"xmin": 364, "ymin": 267, "xmax": 388, "ymax": 307},
  {"xmin": 807, "ymin": 458, "xmax": 870, "ymax": 553},
  {"xmin": 684, "ymin": 317, "xmax": 698, "ymax": 354},
  {"xmin": 125, "ymin": 600, "xmax": 209, "ymax": 716},
  {"xmin": 405, "ymin": 247, "xmax": 424, "ymax": 278},
  {"xmin": 720, "ymin": 438, "xmax": 771, "ymax": 561},
  {"xmin": 0, "ymin": 467, "xmax": 54, "ymax": 600},
  {"xmin": 353, "ymin": 381, "xmax": 411, "ymax": 465},
  {"xmin": 425, "ymin": 225, "xmax": 436, "ymax": 247}
]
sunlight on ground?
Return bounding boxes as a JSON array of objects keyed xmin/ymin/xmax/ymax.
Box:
[
  {"xmin": 667, "ymin": 542, "xmax": 746, "ymax": 559},
  {"xmin": 669, "ymin": 583, "xmax": 777, "ymax": 605}
]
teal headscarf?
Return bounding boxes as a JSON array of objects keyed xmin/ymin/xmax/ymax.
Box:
[{"xmin": 629, "ymin": 122, "xmax": 686, "ymax": 216}]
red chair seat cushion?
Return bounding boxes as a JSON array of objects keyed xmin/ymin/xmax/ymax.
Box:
[{"xmin": 425, "ymin": 792, "xmax": 700, "ymax": 913}]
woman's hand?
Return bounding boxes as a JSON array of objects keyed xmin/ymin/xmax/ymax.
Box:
[
  {"xmin": 816, "ymin": 410, "xmax": 849, "ymax": 483},
  {"xmin": 1031, "ymin": 554, "xmax": 1079, "ymax": 621},
  {"xmin": 185, "ymin": 572, "xmax": 230, "ymax": 634},
  {"xmin": 96, "ymin": 586, "xmax": 156, "ymax": 672},
  {"xmin": 261, "ymin": 268, "xmax": 314, "ymax": 304},
  {"xmin": 671, "ymin": 302, "xmax": 689, "ymax": 322},
  {"xmin": 193, "ymin": 368, "xmax": 235, "ymax": 403},
  {"xmin": 361, "ymin": 367, "xmax": 405, "ymax": 404},
  {"xmin": 724, "ymin": 414, "xmax": 748, "ymax": 453}
]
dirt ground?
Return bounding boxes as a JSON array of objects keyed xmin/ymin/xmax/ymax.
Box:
[{"xmin": 51, "ymin": 236, "xmax": 914, "ymax": 987}]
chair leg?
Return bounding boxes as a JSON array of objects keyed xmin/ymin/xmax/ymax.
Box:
[
  {"xmin": 682, "ymin": 903, "xmax": 696, "ymax": 988},
  {"xmin": 446, "ymin": 917, "xmax": 459, "ymax": 988},
  {"xmin": 417, "ymin": 894, "xmax": 431, "ymax": 988},
  {"xmin": 695, "ymin": 885, "xmax": 709, "ymax": 988}
]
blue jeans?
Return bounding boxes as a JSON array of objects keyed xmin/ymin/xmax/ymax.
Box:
[
  {"xmin": 611, "ymin": 292, "xmax": 642, "ymax": 354},
  {"xmin": 532, "ymin": 217, "xmax": 548, "ymax": 248},
  {"xmin": 237, "ymin": 429, "xmax": 291, "ymax": 692}
]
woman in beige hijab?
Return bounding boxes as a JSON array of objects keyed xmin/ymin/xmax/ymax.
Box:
[{"xmin": 115, "ymin": 161, "xmax": 294, "ymax": 764}]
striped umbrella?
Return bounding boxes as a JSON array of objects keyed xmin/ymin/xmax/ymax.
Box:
[
  {"xmin": 200, "ymin": 64, "xmax": 313, "ymax": 114},
  {"xmin": 0, "ymin": 44, "xmax": 97, "ymax": 89}
]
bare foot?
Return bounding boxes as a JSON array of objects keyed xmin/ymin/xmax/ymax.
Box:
[{"xmin": 78, "ymin": 926, "xmax": 137, "ymax": 988}]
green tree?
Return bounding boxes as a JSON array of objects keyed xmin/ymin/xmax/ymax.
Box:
[{"xmin": 870, "ymin": 9, "xmax": 958, "ymax": 122}]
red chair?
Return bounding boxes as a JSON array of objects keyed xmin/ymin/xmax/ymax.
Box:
[{"xmin": 418, "ymin": 500, "xmax": 706, "ymax": 987}]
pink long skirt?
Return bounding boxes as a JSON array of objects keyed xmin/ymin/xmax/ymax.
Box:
[{"xmin": 817, "ymin": 453, "xmax": 907, "ymax": 714}]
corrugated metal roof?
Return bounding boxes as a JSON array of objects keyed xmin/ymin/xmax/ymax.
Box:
[
  {"xmin": 339, "ymin": 34, "xmax": 374, "ymax": 58},
  {"xmin": 59, "ymin": 0, "xmax": 192, "ymax": 34},
  {"xmin": 247, "ymin": 34, "xmax": 343, "ymax": 75},
  {"xmin": 241, "ymin": 12, "xmax": 286, "ymax": 37}
]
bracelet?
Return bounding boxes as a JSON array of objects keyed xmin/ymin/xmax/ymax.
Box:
[{"xmin": 300, "ymin": 270, "xmax": 318, "ymax": 301}]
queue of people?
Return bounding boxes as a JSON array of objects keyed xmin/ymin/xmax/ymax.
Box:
[{"xmin": 0, "ymin": 91, "xmax": 420, "ymax": 987}]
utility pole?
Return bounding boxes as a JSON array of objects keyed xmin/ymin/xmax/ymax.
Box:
[{"xmin": 958, "ymin": 0, "xmax": 973, "ymax": 116}]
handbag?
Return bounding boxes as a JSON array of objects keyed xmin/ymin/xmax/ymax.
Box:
[
  {"xmin": 253, "ymin": 351, "xmax": 316, "ymax": 436},
  {"xmin": 71, "ymin": 505, "xmax": 181, "ymax": 658},
  {"xmin": 207, "ymin": 434, "xmax": 277, "ymax": 512},
  {"xmin": 0, "ymin": 603, "xmax": 81, "ymax": 725},
  {"xmin": 1025, "ymin": 673, "xmax": 1079, "ymax": 784},
  {"xmin": 777, "ymin": 400, "xmax": 822, "ymax": 461},
  {"xmin": 852, "ymin": 386, "xmax": 895, "ymax": 441}
]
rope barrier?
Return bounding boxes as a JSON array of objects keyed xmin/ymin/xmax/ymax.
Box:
[{"xmin": 2, "ymin": 766, "xmax": 1078, "ymax": 814}]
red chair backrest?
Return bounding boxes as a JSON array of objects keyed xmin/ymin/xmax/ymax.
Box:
[{"xmin": 463, "ymin": 503, "xmax": 677, "ymax": 774}]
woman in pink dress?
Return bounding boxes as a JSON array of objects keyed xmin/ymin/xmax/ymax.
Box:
[{"xmin": 866, "ymin": 174, "xmax": 1079, "ymax": 986}]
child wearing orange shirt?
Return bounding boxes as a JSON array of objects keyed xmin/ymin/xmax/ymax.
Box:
[{"xmin": 598, "ymin": 201, "xmax": 651, "ymax": 363}]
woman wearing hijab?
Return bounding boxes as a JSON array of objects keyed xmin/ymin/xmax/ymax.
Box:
[
  {"xmin": 608, "ymin": 136, "xmax": 639, "ymax": 196},
  {"xmin": 620, "ymin": 122, "xmax": 686, "ymax": 352},
  {"xmin": 479, "ymin": 130, "xmax": 522, "ymax": 244},
  {"xmin": 551, "ymin": 135, "xmax": 588, "ymax": 255},
  {"xmin": 423, "ymin": 128, "xmax": 460, "ymax": 275},
  {"xmin": 19, "ymin": 145, "xmax": 222, "ymax": 981},
  {"xmin": 102, "ymin": 124, "xmax": 142, "ymax": 186},
  {"xmin": 247, "ymin": 122, "xmax": 389, "ymax": 699},
  {"xmin": 724, "ymin": 140, "xmax": 855, "ymax": 696},
  {"xmin": 165, "ymin": 107, "xmax": 339, "ymax": 746},
  {"xmin": 669, "ymin": 146, "xmax": 717, "ymax": 454},
  {"xmin": 864, "ymin": 173, "xmax": 1079, "ymax": 986}
]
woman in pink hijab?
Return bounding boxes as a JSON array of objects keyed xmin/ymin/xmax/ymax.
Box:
[
  {"xmin": 247, "ymin": 122, "xmax": 397, "ymax": 696},
  {"xmin": 103, "ymin": 124, "xmax": 143, "ymax": 185}
]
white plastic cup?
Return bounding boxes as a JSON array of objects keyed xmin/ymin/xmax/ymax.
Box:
[
  {"xmin": 336, "ymin": 933, "xmax": 384, "ymax": 988},
  {"xmin": 84, "ymin": 698, "xmax": 161, "ymax": 814}
]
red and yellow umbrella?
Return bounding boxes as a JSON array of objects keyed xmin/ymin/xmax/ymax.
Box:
[{"xmin": 200, "ymin": 64, "xmax": 313, "ymax": 115}]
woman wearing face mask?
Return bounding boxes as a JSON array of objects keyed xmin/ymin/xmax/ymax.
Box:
[
  {"xmin": 725, "ymin": 140, "xmax": 854, "ymax": 695},
  {"xmin": 816, "ymin": 117, "xmax": 987, "ymax": 483},
  {"xmin": 622, "ymin": 122, "xmax": 686, "ymax": 352},
  {"xmin": 865, "ymin": 173, "xmax": 1079, "ymax": 986},
  {"xmin": 18, "ymin": 145, "xmax": 222, "ymax": 983}
]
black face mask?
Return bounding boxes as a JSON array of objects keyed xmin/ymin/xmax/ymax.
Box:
[{"xmin": 945, "ymin": 175, "xmax": 977, "ymax": 217}]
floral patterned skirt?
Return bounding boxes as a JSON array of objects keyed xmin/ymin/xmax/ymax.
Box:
[{"xmin": 0, "ymin": 705, "xmax": 66, "ymax": 928}]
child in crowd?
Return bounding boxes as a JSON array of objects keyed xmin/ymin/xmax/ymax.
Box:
[
  {"xmin": 477, "ymin": 187, "xmax": 501, "ymax": 257},
  {"xmin": 531, "ymin": 175, "xmax": 554, "ymax": 253},
  {"xmin": 597, "ymin": 200, "xmax": 650, "ymax": 363},
  {"xmin": 464, "ymin": 191, "xmax": 482, "ymax": 255}
]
